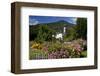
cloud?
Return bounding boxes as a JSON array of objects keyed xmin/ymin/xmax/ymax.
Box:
[
  {"xmin": 72, "ymin": 18, "xmax": 77, "ymax": 24},
  {"xmin": 72, "ymin": 18, "xmax": 77, "ymax": 22},
  {"xmin": 67, "ymin": 17, "xmax": 77, "ymax": 24},
  {"xmin": 29, "ymin": 19, "xmax": 39, "ymax": 25}
]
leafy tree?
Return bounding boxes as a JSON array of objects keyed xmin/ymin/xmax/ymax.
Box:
[
  {"xmin": 29, "ymin": 26, "xmax": 38, "ymax": 41},
  {"xmin": 75, "ymin": 18, "xmax": 87, "ymax": 39},
  {"xmin": 64, "ymin": 18, "xmax": 87, "ymax": 41},
  {"xmin": 35, "ymin": 25, "xmax": 56, "ymax": 43},
  {"xmin": 64, "ymin": 26, "xmax": 77, "ymax": 41}
]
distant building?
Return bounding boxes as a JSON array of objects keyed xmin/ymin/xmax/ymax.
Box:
[
  {"xmin": 52, "ymin": 27, "xmax": 66, "ymax": 40},
  {"xmin": 63, "ymin": 27, "xmax": 66, "ymax": 34}
]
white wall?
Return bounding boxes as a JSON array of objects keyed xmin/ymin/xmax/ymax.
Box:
[{"xmin": 0, "ymin": 0, "xmax": 100, "ymax": 76}]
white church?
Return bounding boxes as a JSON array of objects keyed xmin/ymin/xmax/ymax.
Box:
[{"xmin": 52, "ymin": 27, "xmax": 66, "ymax": 40}]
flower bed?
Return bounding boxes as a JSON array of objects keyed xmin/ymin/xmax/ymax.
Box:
[{"xmin": 29, "ymin": 39, "xmax": 87, "ymax": 59}]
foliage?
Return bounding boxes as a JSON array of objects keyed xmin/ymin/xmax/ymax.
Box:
[
  {"xmin": 29, "ymin": 49, "xmax": 48, "ymax": 59},
  {"xmin": 29, "ymin": 39, "xmax": 87, "ymax": 59},
  {"xmin": 29, "ymin": 26, "xmax": 38, "ymax": 41},
  {"xmin": 75, "ymin": 18, "xmax": 87, "ymax": 39},
  {"xmin": 80, "ymin": 51, "xmax": 87, "ymax": 57},
  {"xmin": 64, "ymin": 26, "xmax": 77, "ymax": 41},
  {"xmin": 32, "ymin": 25, "xmax": 56, "ymax": 43},
  {"xmin": 64, "ymin": 18, "xmax": 87, "ymax": 41}
]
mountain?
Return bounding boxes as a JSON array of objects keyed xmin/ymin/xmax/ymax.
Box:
[
  {"xmin": 30, "ymin": 20, "xmax": 75, "ymax": 33},
  {"xmin": 47, "ymin": 20, "xmax": 74, "ymax": 25},
  {"xmin": 29, "ymin": 20, "xmax": 75, "ymax": 40},
  {"xmin": 36, "ymin": 20, "xmax": 74, "ymax": 26}
]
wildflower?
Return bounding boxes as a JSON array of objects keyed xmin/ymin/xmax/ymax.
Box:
[
  {"xmin": 31, "ymin": 43, "xmax": 42, "ymax": 49},
  {"xmin": 42, "ymin": 47, "xmax": 48, "ymax": 51}
]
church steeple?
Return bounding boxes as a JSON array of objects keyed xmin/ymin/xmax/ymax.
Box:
[{"xmin": 63, "ymin": 27, "xmax": 66, "ymax": 34}]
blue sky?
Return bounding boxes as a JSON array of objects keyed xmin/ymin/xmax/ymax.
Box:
[{"xmin": 29, "ymin": 16, "xmax": 77, "ymax": 25}]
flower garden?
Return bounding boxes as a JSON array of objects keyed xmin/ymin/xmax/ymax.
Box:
[{"xmin": 29, "ymin": 39, "xmax": 87, "ymax": 59}]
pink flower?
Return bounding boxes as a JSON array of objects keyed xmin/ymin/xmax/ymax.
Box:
[
  {"xmin": 74, "ymin": 44, "xmax": 82, "ymax": 53},
  {"xmin": 42, "ymin": 47, "xmax": 48, "ymax": 51}
]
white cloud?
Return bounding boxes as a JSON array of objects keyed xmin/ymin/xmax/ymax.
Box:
[
  {"xmin": 29, "ymin": 19, "xmax": 39, "ymax": 25},
  {"xmin": 72, "ymin": 18, "xmax": 77, "ymax": 22},
  {"xmin": 70, "ymin": 18, "xmax": 77, "ymax": 24}
]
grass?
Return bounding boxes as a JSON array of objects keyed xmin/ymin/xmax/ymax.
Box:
[{"xmin": 29, "ymin": 48, "xmax": 48, "ymax": 60}]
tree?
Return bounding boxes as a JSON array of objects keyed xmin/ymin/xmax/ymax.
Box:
[
  {"xmin": 29, "ymin": 26, "xmax": 38, "ymax": 41},
  {"xmin": 64, "ymin": 26, "xmax": 78, "ymax": 41},
  {"xmin": 35, "ymin": 25, "xmax": 56, "ymax": 43},
  {"xmin": 64, "ymin": 18, "xmax": 87, "ymax": 41},
  {"xmin": 75, "ymin": 18, "xmax": 87, "ymax": 39}
]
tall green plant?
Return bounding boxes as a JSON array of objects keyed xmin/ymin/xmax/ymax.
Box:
[
  {"xmin": 76, "ymin": 18, "xmax": 87, "ymax": 39},
  {"xmin": 35, "ymin": 25, "xmax": 56, "ymax": 43},
  {"xmin": 65, "ymin": 18, "xmax": 87, "ymax": 41}
]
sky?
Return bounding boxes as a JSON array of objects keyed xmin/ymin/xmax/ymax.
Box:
[{"xmin": 29, "ymin": 16, "xmax": 77, "ymax": 25}]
